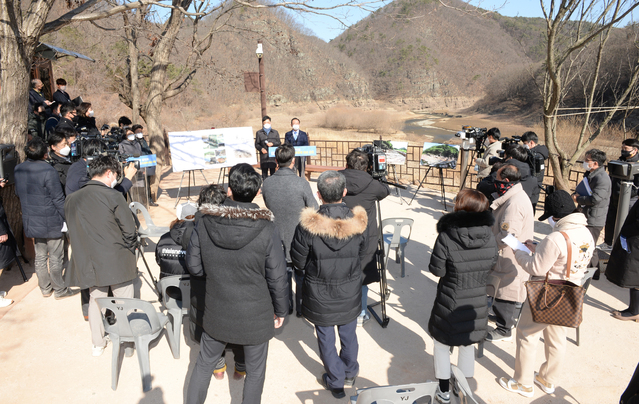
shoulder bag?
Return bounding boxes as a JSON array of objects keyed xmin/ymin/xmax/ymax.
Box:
[{"xmin": 524, "ymin": 231, "xmax": 587, "ymax": 328}]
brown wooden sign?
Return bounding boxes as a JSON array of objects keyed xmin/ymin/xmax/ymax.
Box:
[{"xmin": 244, "ymin": 72, "xmax": 259, "ymax": 93}]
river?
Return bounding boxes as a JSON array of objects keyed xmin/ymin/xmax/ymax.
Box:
[{"xmin": 402, "ymin": 112, "xmax": 459, "ymax": 143}]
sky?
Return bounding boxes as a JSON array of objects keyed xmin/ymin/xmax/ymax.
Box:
[{"xmin": 296, "ymin": 0, "xmax": 630, "ymax": 42}]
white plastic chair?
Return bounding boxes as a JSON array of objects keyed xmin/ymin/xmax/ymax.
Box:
[
  {"xmin": 129, "ymin": 201, "xmax": 169, "ymax": 239},
  {"xmin": 96, "ymin": 297, "xmax": 178, "ymax": 392},
  {"xmin": 381, "ymin": 218, "xmax": 414, "ymax": 278},
  {"xmin": 158, "ymin": 275, "xmax": 191, "ymax": 358}
]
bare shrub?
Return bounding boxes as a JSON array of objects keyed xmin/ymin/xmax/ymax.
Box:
[{"xmin": 320, "ymin": 107, "xmax": 398, "ymax": 134}]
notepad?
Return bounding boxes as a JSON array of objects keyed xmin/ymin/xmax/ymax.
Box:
[{"xmin": 502, "ymin": 234, "xmax": 532, "ymax": 254}]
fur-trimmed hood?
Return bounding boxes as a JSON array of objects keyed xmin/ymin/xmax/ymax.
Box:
[
  {"xmin": 198, "ymin": 200, "xmax": 275, "ymax": 251},
  {"xmin": 436, "ymin": 210, "xmax": 495, "ymax": 250},
  {"xmin": 299, "ymin": 204, "xmax": 367, "ymax": 250}
]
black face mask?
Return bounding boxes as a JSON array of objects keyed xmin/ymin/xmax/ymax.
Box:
[{"xmin": 621, "ymin": 150, "xmax": 633, "ymax": 159}]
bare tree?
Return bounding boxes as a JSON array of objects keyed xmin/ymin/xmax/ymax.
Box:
[{"xmin": 541, "ymin": 0, "xmax": 639, "ymax": 190}]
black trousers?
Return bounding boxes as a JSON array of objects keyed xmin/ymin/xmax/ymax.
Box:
[
  {"xmin": 186, "ymin": 332, "xmax": 269, "ymax": 404},
  {"xmin": 315, "ymin": 319, "xmax": 359, "ymax": 389},
  {"xmin": 260, "ymin": 162, "xmax": 276, "ymax": 179},
  {"xmin": 493, "ymin": 298, "xmax": 520, "ymax": 336},
  {"xmin": 604, "ymin": 201, "xmax": 618, "ymax": 245},
  {"xmin": 587, "ymin": 226, "xmax": 602, "ymax": 268}
]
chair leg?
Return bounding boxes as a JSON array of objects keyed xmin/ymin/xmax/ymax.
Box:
[
  {"xmin": 476, "ymin": 341, "xmax": 484, "ymax": 359},
  {"xmin": 399, "ymin": 245, "xmax": 407, "ymax": 278},
  {"xmin": 576, "ymin": 325, "xmax": 580, "ymax": 346},
  {"xmin": 165, "ymin": 314, "xmax": 180, "ymax": 360},
  {"xmin": 135, "ymin": 337, "xmax": 153, "ymax": 392},
  {"xmin": 111, "ymin": 336, "xmax": 121, "ymax": 391},
  {"xmin": 395, "ymin": 246, "xmax": 400, "ymax": 264}
]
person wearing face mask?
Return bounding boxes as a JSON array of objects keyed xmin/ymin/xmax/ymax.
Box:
[
  {"xmin": 47, "ymin": 129, "xmax": 74, "ymax": 190},
  {"xmin": 284, "ymin": 117, "xmax": 309, "ymax": 177},
  {"xmin": 130, "ymin": 124, "xmax": 157, "ymax": 206},
  {"xmin": 255, "ymin": 115, "xmax": 281, "ymax": 179},
  {"xmin": 14, "ymin": 138, "xmax": 77, "ymax": 300},
  {"xmin": 53, "ymin": 78, "xmax": 71, "ymax": 104},
  {"xmin": 118, "ymin": 129, "xmax": 143, "ymax": 156},
  {"xmin": 64, "ymin": 155, "xmax": 139, "ymax": 357},
  {"xmin": 44, "ymin": 102, "xmax": 62, "ymax": 140},
  {"xmin": 572, "ymin": 149, "xmax": 610, "ymax": 269},
  {"xmin": 75, "ymin": 102, "xmax": 100, "ymax": 138},
  {"xmin": 55, "ymin": 102, "xmax": 78, "ymax": 132},
  {"xmin": 427, "ymin": 189, "xmax": 498, "ymax": 403},
  {"xmin": 475, "ymin": 127, "xmax": 502, "ymax": 181},
  {"xmin": 28, "ymin": 79, "xmax": 52, "ymax": 114},
  {"xmin": 498, "ymin": 190, "xmax": 593, "ymax": 398},
  {"xmin": 602, "ymin": 139, "xmax": 639, "ymax": 250},
  {"xmin": 487, "ymin": 164, "xmax": 534, "ymax": 342},
  {"xmin": 521, "ymin": 131, "xmax": 549, "ymax": 212}
]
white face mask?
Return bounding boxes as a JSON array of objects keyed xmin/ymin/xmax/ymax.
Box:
[
  {"xmin": 292, "ymin": 124, "xmax": 300, "ymax": 131},
  {"xmin": 127, "ymin": 134, "xmax": 135, "ymax": 141},
  {"xmin": 263, "ymin": 123, "xmax": 271, "ymax": 130},
  {"xmin": 88, "ymin": 110, "xmax": 94, "ymax": 117},
  {"xmin": 59, "ymin": 86, "xmax": 66, "ymax": 91},
  {"xmin": 548, "ymin": 217, "xmax": 556, "ymax": 228},
  {"xmin": 582, "ymin": 161, "xmax": 591, "ymax": 171},
  {"xmin": 59, "ymin": 145, "xmax": 71, "ymax": 156},
  {"xmin": 109, "ymin": 172, "xmax": 118, "ymax": 188},
  {"xmin": 136, "ymin": 132, "xmax": 144, "ymax": 139}
]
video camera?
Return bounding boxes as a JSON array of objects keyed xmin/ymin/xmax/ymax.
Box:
[
  {"xmin": 455, "ymin": 126, "xmax": 488, "ymax": 154},
  {"xmin": 358, "ymin": 140, "xmax": 387, "ymax": 179}
]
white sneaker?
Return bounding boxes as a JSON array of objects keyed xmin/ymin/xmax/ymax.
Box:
[
  {"xmin": 499, "ymin": 377, "xmax": 534, "ymax": 398},
  {"xmin": 357, "ymin": 313, "xmax": 370, "ymax": 327},
  {"xmin": 92, "ymin": 345, "xmax": 106, "ymax": 357},
  {"xmin": 597, "ymin": 242, "xmax": 612, "ymax": 251},
  {"xmin": 0, "ymin": 296, "xmax": 13, "ymax": 308},
  {"xmin": 435, "ymin": 385, "xmax": 450, "ymax": 403},
  {"xmin": 534, "ymin": 372, "xmax": 555, "ymax": 394}
]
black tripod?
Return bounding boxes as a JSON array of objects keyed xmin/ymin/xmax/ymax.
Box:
[
  {"xmin": 408, "ymin": 166, "xmax": 449, "ymax": 211},
  {"xmin": 367, "ymin": 199, "xmax": 390, "ymax": 328}
]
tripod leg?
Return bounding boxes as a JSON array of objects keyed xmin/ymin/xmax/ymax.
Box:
[
  {"xmin": 12, "ymin": 248, "xmax": 27, "ymax": 283},
  {"xmin": 174, "ymin": 171, "xmax": 186, "ymax": 208},
  {"xmin": 408, "ymin": 167, "xmax": 432, "ymax": 205}
]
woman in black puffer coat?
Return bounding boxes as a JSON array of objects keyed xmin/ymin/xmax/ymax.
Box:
[{"xmin": 427, "ymin": 189, "xmax": 498, "ymax": 403}]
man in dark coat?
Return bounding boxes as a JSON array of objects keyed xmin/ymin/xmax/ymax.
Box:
[
  {"xmin": 47, "ymin": 130, "xmax": 73, "ymax": 191},
  {"xmin": 185, "ymin": 163, "xmax": 288, "ymax": 404},
  {"xmin": 284, "ymin": 117, "xmax": 309, "ymax": 176},
  {"xmin": 291, "ymin": 170, "xmax": 368, "ymax": 399},
  {"xmin": 262, "ymin": 144, "xmax": 318, "ymax": 317},
  {"xmin": 55, "ymin": 102, "xmax": 77, "ymax": 132},
  {"xmin": 572, "ymin": 149, "xmax": 611, "ymax": 268},
  {"xmin": 52, "ymin": 78, "xmax": 72, "ymax": 104},
  {"xmin": 603, "ymin": 139, "xmax": 639, "ymax": 247},
  {"xmin": 27, "ymin": 103, "xmax": 48, "ymax": 140},
  {"xmin": 28, "ymin": 79, "xmax": 51, "ymax": 114},
  {"xmin": 504, "ymin": 144, "xmax": 537, "ymax": 204},
  {"xmin": 64, "ymin": 155, "xmax": 139, "ymax": 356},
  {"xmin": 521, "ymin": 131, "xmax": 549, "ymax": 211},
  {"xmin": 340, "ymin": 149, "xmax": 389, "ymax": 325},
  {"xmin": 14, "ymin": 138, "xmax": 75, "ymax": 300},
  {"xmin": 255, "ymin": 115, "xmax": 281, "ymax": 179},
  {"xmin": 606, "ymin": 198, "xmax": 639, "ymax": 321}
]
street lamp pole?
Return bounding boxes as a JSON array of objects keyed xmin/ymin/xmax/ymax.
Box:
[{"xmin": 256, "ymin": 41, "xmax": 267, "ymax": 118}]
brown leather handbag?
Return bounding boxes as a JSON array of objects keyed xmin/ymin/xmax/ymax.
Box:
[{"xmin": 524, "ymin": 231, "xmax": 587, "ymax": 328}]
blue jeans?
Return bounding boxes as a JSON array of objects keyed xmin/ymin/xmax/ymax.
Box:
[{"xmin": 360, "ymin": 285, "xmax": 368, "ymax": 316}]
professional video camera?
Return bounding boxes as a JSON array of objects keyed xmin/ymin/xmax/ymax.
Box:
[
  {"xmin": 358, "ymin": 140, "xmax": 387, "ymax": 179},
  {"xmin": 118, "ymin": 154, "xmax": 141, "ymax": 170},
  {"xmin": 455, "ymin": 126, "xmax": 487, "ymax": 154}
]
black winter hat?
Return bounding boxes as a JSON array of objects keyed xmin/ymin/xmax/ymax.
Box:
[{"xmin": 538, "ymin": 190, "xmax": 576, "ymax": 221}]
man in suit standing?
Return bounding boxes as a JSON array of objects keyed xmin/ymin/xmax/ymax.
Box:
[
  {"xmin": 284, "ymin": 117, "xmax": 309, "ymax": 177},
  {"xmin": 52, "ymin": 78, "xmax": 72, "ymax": 104},
  {"xmin": 255, "ymin": 115, "xmax": 281, "ymax": 179},
  {"xmin": 28, "ymin": 79, "xmax": 51, "ymax": 114}
]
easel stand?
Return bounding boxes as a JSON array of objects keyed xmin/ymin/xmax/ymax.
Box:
[
  {"xmin": 175, "ymin": 169, "xmax": 209, "ymax": 208},
  {"xmin": 367, "ymin": 200, "xmax": 390, "ymax": 328},
  {"xmin": 217, "ymin": 167, "xmax": 227, "ymax": 184},
  {"xmin": 388, "ymin": 165, "xmax": 409, "ymax": 205},
  {"xmin": 408, "ymin": 166, "xmax": 448, "ymax": 211}
]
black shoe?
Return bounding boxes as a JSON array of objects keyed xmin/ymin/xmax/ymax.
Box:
[
  {"xmin": 54, "ymin": 288, "xmax": 79, "ymax": 300},
  {"xmin": 344, "ymin": 371, "xmax": 358, "ymax": 388},
  {"xmin": 149, "ymin": 201, "xmax": 159, "ymax": 207},
  {"xmin": 486, "ymin": 329, "xmax": 512, "ymax": 342},
  {"xmin": 318, "ymin": 373, "xmax": 346, "ymax": 399},
  {"xmin": 296, "ymin": 311, "xmax": 303, "ymax": 318},
  {"xmin": 593, "ymin": 269, "xmax": 601, "ymax": 280}
]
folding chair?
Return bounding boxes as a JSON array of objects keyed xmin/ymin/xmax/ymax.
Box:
[
  {"xmin": 129, "ymin": 201, "xmax": 169, "ymax": 239},
  {"xmin": 96, "ymin": 297, "xmax": 179, "ymax": 392},
  {"xmin": 381, "ymin": 218, "xmax": 414, "ymax": 278}
]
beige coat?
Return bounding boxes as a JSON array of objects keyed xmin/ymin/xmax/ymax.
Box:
[
  {"xmin": 476, "ymin": 140, "xmax": 502, "ymax": 179},
  {"xmin": 490, "ymin": 183, "xmax": 535, "ymax": 302},
  {"xmin": 514, "ymin": 213, "xmax": 594, "ymax": 286}
]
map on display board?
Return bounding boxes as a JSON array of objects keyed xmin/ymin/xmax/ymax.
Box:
[
  {"xmin": 167, "ymin": 127, "xmax": 257, "ymax": 172},
  {"xmin": 420, "ymin": 142, "xmax": 460, "ymax": 168}
]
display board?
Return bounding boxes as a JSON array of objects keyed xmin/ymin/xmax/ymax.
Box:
[
  {"xmin": 167, "ymin": 127, "xmax": 257, "ymax": 172},
  {"xmin": 420, "ymin": 142, "xmax": 460, "ymax": 168},
  {"xmin": 268, "ymin": 146, "xmax": 317, "ymax": 158},
  {"xmin": 386, "ymin": 141, "xmax": 408, "ymax": 165}
]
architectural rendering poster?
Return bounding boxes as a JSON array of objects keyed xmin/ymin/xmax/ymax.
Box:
[
  {"xmin": 386, "ymin": 141, "xmax": 408, "ymax": 165},
  {"xmin": 168, "ymin": 127, "xmax": 257, "ymax": 172},
  {"xmin": 420, "ymin": 142, "xmax": 460, "ymax": 168}
]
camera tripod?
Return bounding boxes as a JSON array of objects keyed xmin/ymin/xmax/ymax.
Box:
[
  {"xmin": 408, "ymin": 165, "xmax": 449, "ymax": 211},
  {"xmin": 367, "ymin": 200, "xmax": 390, "ymax": 328}
]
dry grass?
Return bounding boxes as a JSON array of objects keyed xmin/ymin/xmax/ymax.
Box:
[
  {"xmin": 531, "ymin": 117, "xmax": 628, "ymax": 162},
  {"xmin": 319, "ymin": 107, "xmax": 400, "ymax": 134}
]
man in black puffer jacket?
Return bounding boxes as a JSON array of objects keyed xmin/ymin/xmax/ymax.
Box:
[
  {"xmin": 185, "ymin": 164, "xmax": 288, "ymax": 404},
  {"xmin": 291, "ymin": 171, "xmax": 368, "ymax": 399}
]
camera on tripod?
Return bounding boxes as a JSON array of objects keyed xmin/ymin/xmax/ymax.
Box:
[
  {"xmin": 455, "ymin": 126, "xmax": 487, "ymax": 154},
  {"xmin": 358, "ymin": 140, "xmax": 387, "ymax": 179}
]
